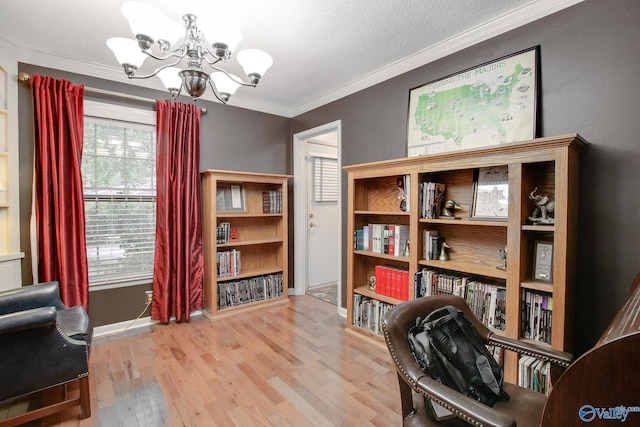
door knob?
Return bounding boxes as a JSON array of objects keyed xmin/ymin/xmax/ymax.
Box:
[{"xmin": 309, "ymin": 222, "xmax": 318, "ymax": 227}]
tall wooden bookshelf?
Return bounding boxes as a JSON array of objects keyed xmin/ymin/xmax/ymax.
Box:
[
  {"xmin": 345, "ymin": 134, "xmax": 587, "ymax": 383},
  {"xmin": 201, "ymin": 170, "xmax": 291, "ymax": 318}
]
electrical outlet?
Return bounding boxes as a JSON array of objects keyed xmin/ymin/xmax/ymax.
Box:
[{"xmin": 145, "ymin": 290, "xmax": 153, "ymax": 305}]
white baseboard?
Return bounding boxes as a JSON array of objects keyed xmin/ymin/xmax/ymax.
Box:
[{"xmin": 93, "ymin": 310, "xmax": 203, "ymax": 338}]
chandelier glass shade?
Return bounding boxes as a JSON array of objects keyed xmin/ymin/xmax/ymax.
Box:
[{"xmin": 107, "ymin": 1, "xmax": 273, "ymax": 103}]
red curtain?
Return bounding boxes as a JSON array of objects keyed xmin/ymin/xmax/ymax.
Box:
[
  {"xmin": 152, "ymin": 100, "xmax": 204, "ymax": 322},
  {"xmin": 31, "ymin": 75, "xmax": 89, "ymax": 310}
]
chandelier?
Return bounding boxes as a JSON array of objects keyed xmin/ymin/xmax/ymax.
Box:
[{"xmin": 107, "ymin": 1, "xmax": 273, "ymax": 103}]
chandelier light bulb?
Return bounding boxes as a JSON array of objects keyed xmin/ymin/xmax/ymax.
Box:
[
  {"xmin": 157, "ymin": 67, "xmax": 183, "ymax": 91},
  {"xmin": 200, "ymin": 16, "xmax": 243, "ymax": 55},
  {"xmin": 210, "ymin": 72, "xmax": 242, "ymax": 97},
  {"xmin": 106, "ymin": 37, "xmax": 148, "ymax": 70},
  {"xmin": 122, "ymin": 1, "xmax": 183, "ymax": 46},
  {"xmin": 237, "ymin": 49, "xmax": 273, "ymax": 83}
]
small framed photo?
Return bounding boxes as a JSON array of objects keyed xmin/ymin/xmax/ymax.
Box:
[
  {"xmin": 533, "ymin": 241, "xmax": 553, "ymax": 282},
  {"xmin": 471, "ymin": 166, "xmax": 509, "ymax": 221},
  {"xmin": 216, "ymin": 183, "xmax": 246, "ymax": 212}
]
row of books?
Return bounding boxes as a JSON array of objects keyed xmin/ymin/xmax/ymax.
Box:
[
  {"xmin": 217, "ymin": 249, "xmax": 241, "ymax": 278},
  {"xmin": 375, "ymin": 265, "xmax": 410, "ymax": 301},
  {"xmin": 423, "ymin": 228, "xmax": 443, "ymax": 260},
  {"xmin": 352, "ymin": 295, "xmax": 393, "ymax": 335},
  {"xmin": 262, "ymin": 191, "xmax": 283, "ymax": 214},
  {"xmin": 419, "ymin": 181, "xmax": 446, "ymax": 219},
  {"xmin": 415, "ymin": 268, "xmax": 506, "ymax": 331},
  {"xmin": 518, "ymin": 355, "xmax": 552, "ymax": 395},
  {"xmin": 217, "ymin": 273, "xmax": 284, "ymax": 310},
  {"xmin": 216, "ymin": 222, "xmax": 238, "ymax": 244},
  {"xmin": 398, "ymin": 175, "xmax": 411, "ymax": 211},
  {"xmin": 354, "ymin": 223, "xmax": 409, "ymax": 256},
  {"xmin": 521, "ymin": 290, "xmax": 553, "ymax": 344}
]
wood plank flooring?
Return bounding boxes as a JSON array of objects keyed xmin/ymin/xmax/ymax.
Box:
[{"xmin": 13, "ymin": 295, "xmax": 402, "ymax": 426}]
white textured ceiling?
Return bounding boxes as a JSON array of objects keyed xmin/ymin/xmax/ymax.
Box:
[{"xmin": 0, "ymin": 0, "xmax": 582, "ymax": 117}]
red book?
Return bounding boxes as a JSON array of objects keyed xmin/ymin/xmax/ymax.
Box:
[{"xmin": 401, "ymin": 270, "xmax": 409, "ymax": 301}]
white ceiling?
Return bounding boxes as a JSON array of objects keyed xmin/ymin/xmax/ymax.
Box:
[{"xmin": 0, "ymin": 0, "xmax": 582, "ymax": 117}]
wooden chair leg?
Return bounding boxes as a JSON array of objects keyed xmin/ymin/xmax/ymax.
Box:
[{"xmin": 78, "ymin": 375, "xmax": 91, "ymax": 419}]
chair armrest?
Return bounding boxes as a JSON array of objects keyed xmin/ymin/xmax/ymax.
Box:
[
  {"xmin": 0, "ymin": 282, "xmax": 66, "ymax": 315},
  {"xmin": 414, "ymin": 376, "xmax": 516, "ymax": 427},
  {"xmin": 0, "ymin": 306, "xmax": 57, "ymax": 335},
  {"xmin": 488, "ymin": 333, "xmax": 573, "ymax": 367}
]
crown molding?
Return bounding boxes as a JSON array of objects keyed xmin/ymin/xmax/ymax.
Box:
[
  {"xmin": 288, "ymin": 0, "xmax": 584, "ymax": 117},
  {"xmin": 15, "ymin": 0, "xmax": 583, "ymax": 119},
  {"xmin": 17, "ymin": 49, "xmax": 292, "ymax": 117}
]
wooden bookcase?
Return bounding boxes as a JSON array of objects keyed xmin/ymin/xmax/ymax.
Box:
[
  {"xmin": 345, "ymin": 134, "xmax": 587, "ymax": 383},
  {"xmin": 201, "ymin": 170, "xmax": 291, "ymax": 318}
]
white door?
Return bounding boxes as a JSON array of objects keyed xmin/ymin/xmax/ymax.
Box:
[{"xmin": 305, "ymin": 139, "xmax": 338, "ymax": 289}]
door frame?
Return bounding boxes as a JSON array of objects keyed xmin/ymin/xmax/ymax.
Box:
[{"xmin": 293, "ymin": 120, "xmax": 344, "ymax": 315}]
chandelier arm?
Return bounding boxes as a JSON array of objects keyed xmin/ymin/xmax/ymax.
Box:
[
  {"xmin": 140, "ymin": 47, "xmax": 188, "ymax": 62},
  {"xmin": 201, "ymin": 54, "xmax": 224, "ymax": 69},
  {"xmin": 205, "ymin": 64, "xmax": 255, "ymax": 87},
  {"xmin": 156, "ymin": 40, "xmax": 185, "ymax": 55},
  {"xmin": 207, "ymin": 79, "xmax": 228, "ymax": 104},
  {"xmin": 127, "ymin": 58, "xmax": 185, "ymax": 80}
]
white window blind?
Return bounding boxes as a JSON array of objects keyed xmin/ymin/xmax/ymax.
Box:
[
  {"xmin": 82, "ymin": 109, "xmax": 157, "ymax": 287},
  {"xmin": 313, "ymin": 156, "xmax": 338, "ymax": 202}
]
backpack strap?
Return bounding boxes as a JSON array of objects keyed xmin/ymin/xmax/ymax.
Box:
[{"xmin": 443, "ymin": 306, "xmax": 504, "ymax": 398}]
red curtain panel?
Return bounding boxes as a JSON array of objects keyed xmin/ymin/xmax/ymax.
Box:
[
  {"xmin": 152, "ymin": 100, "xmax": 204, "ymax": 322},
  {"xmin": 31, "ymin": 75, "xmax": 89, "ymax": 311}
]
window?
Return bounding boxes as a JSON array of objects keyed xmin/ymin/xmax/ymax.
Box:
[
  {"xmin": 82, "ymin": 102, "xmax": 156, "ymax": 288},
  {"xmin": 313, "ymin": 156, "xmax": 338, "ymax": 202}
]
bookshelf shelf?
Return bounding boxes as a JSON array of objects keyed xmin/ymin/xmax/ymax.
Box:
[
  {"xmin": 421, "ymin": 218, "xmax": 508, "ymax": 227},
  {"xmin": 217, "ymin": 238, "xmax": 283, "ymax": 248},
  {"xmin": 355, "ymin": 210, "xmax": 411, "ymax": 216},
  {"xmin": 354, "ymin": 285, "xmax": 404, "ymax": 305},
  {"xmin": 354, "ymin": 250, "xmax": 410, "ymax": 263},
  {"xmin": 345, "ymin": 134, "xmax": 587, "ymax": 384},
  {"xmin": 217, "ymin": 266, "xmax": 284, "ymax": 282},
  {"xmin": 418, "ymin": 259, "xmax": 508, "ymax": 280},
  {"xmin": 201, "ymin": 169, "xmax": 291, "ymax": 318},
  {"xmin": 520, "ymin": 280, "xmax": 554, "ymax": 293},
  {"xmin": 522, "ymin": 225, "xmax": 555, "ymax": 232},
  {"xmin": 217, "ymin": 212, "xmax": 284, "ymax": 218}
]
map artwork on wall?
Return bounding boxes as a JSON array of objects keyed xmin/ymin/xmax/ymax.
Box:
[{"xmin": 407, "ymin": 47, "xmax": 539, "ymax": 157}]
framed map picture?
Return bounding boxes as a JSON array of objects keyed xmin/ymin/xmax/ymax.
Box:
[{"xmin": 407, "ymin": 46, "xmax": 539, "ymax": 157}]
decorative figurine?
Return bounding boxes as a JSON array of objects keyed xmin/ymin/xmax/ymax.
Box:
[
  {"xmin": 497, "ymin": 246, "xmax": 507, "ymax": 271},
  {"xmin": 368, "ymin": 275, "xmax": 376, "ymax": 291},
  {"xmin": 528, "ymin": 187, "xmax": 555, "ymax": 224},
  {"xmin": 439, "ymin": 241, "xmax": 451, "ymax": 261},
  {"xmin": 404, "ymin": 240, "xmax": 410, "ymax": 257},
  {"xmin": 441, "ymin": 200, "xmax": 462, "ymax": 218}
]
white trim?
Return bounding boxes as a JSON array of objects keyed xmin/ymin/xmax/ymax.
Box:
[
  {"xmin": 85, "ymin": 100, "xmax": 155, "ymax": 125},
  {"xmin": 93, "ymin": 310, "xmax": 203, "ymax": 338},
  {"xmin": 14, "ymin": 0, "xmax": 583, "ymax": 119},
  {"xmin": 288, "ymin": 0, "xmax": 585, "ymax": 117},
  {"xmin": 293, "ymin": 120, "xmax": 342, "ymax": 312}
]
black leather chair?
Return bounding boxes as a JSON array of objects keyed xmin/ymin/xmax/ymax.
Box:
[
  {"xmin": 0, "ymin": 281, "xmax": 92, "ymax": 426},
  {"xmin": 381, "ymin": 295, "xmax": 573, "ymax": 427}
]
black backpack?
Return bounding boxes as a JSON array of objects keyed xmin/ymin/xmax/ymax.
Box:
[{"xmin": 408, "ymin": 305, "xmax": 509, "ymax": 406}]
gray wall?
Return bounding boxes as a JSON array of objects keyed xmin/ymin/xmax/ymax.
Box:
[
  {"xmin": 292, "ymin": 0, "xmax": 640, "ymax": 355},
  {"xmin": 17, "ymin": 64, "xmax": 290, "ymax": 326},
  {"xmin": 15, "ymin": 0, "xmax": 640, "ymax": 354}
]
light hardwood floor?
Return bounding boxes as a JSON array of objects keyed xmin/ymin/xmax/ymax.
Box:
[{"xmin": 13, "ymin": 295, "xmax": 402, "ymax": 426}]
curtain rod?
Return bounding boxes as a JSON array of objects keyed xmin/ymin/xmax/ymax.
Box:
[{"xmin": 17, "ymin": 72, "xmax": 207, "ymax": 114}]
